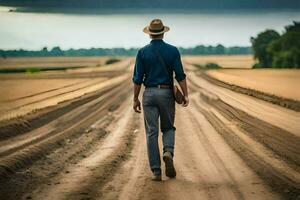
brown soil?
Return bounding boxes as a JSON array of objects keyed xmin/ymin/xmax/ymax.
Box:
[
  {"xmin": 206, "ymin": 69, "xmax": 300, "ymax": 101},
  {"xmin": 0, "ymin": 60, "xmax": 299, "ymax": 200},
  {"xmin": 201, "ymin": 71, "xmax": 300, "ymax": 112},
  {"xmin": 183, "ymin": 55, "xmax": 254, "ymax": 69},
  {"xmin": 0, "ymin": 59, "xmax": 132, "ymax": 121},
  {"xmin": 0, "ymin": 56, "xmax": 112, "ymax": 69}
]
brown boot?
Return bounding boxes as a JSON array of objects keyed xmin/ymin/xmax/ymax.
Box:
[
  {"xmin": 163, "ymin": 151, "xmax": 176, "ymax": 178},
  {"xmin": 151, "ymin": 173, "xmax": 162, "ymax": 181}
]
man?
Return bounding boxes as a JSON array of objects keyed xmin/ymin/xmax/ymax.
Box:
[{"xmin": 132, "ymin": 19, "xmax": 189, "ymax": 181}]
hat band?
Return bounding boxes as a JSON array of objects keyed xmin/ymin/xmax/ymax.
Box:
[{"xmin": 149, "ymin": 27, "xmax": 164, "ymax": 33}]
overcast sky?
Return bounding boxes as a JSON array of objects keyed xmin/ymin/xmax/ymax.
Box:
[
  {"xmin": 0, "ymin": 0, "xmax": 300, "ymax": 11},
  {"xmin": 0, "ymin": 1, "xmax": 300, "ymax": 50}
]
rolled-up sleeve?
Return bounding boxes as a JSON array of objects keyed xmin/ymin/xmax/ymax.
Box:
[
  {"xmin": 173, "ymin": 48, "xmax": 186, "ymax": 82},
  {"xmin": 132, "ymin": 49, "xmax": 145, "ymax": 85}
]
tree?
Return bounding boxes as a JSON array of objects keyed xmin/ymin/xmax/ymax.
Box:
[
  {"xmin": 251, "ymin": 29, "xmax": 280, "ymax": 67},
  {"xmin": 268, "ymin": 21, "xmax": 300, "ymax": 68},
  {"xmin": 215, "ymin": 44, "xmax": 225, "ymax": 54},
  {"xmin": 50, "ymin": 46, "xmax": 64, "ymax": 56}
]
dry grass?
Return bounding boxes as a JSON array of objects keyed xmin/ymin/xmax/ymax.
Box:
[
  {"xmin": 206, "ymin": 69, "xmax": 300, "ymax": 101},
  {"xmin": 183, "ymin": 55, "xmax": 254, "ymax": 69}
]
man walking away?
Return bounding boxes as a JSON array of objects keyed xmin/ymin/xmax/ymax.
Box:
[{"xmin": 132, "ymin": 19, "xmax": 189, "ymax": 181}]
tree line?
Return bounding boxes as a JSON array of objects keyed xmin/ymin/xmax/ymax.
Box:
[
  {"xmin": 0, "ymin": 45, "xmax": 251, "ymax": 58},
  {"xmin": 251, "ymin": 21, "xmax": 300, "ymax": 68}
]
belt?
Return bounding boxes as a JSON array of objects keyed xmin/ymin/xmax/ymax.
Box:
[{"xmin": 146, "ymin": 84, "xmax": 171, "ymax": 89}]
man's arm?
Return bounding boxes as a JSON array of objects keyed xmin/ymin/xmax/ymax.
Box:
[
  {"xmin": 173, "ymin": 48, "xmax": 189, "ymax": 107},
  {"xmin": 133, "ymin": 83, "xmax": 142, "ymax": 113},
  {"xmin": 178, "ymin": 78, "xmax": 188, "ymax": 97},
  {"xmin": 178, "ymin": 78, "xmax": 189, "ymax": 107},
  {"xmin": 132, "ymin": 49, "xmax": 144, "ymax": 113}
]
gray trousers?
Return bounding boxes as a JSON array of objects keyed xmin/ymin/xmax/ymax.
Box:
[{"xmin": 142, "ymin": 87, "xmax": 176, "ymax": 173}]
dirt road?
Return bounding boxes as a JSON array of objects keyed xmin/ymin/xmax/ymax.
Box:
[{"xmin": 0, "ymin": 61, "xmax": 299, "ymax": 200}]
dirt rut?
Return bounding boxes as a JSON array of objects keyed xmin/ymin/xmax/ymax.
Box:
[
  {"xmin": 99, "ymin": 93, "xmax": 280, "ymax": 200},
  {"xmin": 0, "ymin": 76, "xmax": 131, "ymax": 178},
  {"xmin": 200, "ymin": 70, "xmax": 300, "ymax": 112},
  {"xmin": 29, "ymin": 101, "xmax": 140, "ymax": 200},
  {"xmin": 188, "ymin": 71, "xmax": 300, "ymax": 199},
  {"xmin": 1, "ymin": 65, "xmax": 299, "ymax": 199}
]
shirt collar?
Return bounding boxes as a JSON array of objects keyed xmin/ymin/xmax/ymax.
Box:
[{"xmin": 150, "ymin": 39, "xmax": 164, "ymax": 44}]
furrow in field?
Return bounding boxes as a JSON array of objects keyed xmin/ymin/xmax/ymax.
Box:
[
  {"xmin": 0, "ymin": 70, "xmax": 122, "ymax": 79},
  {"xmin": 0, "ymin": 81, "xmax": 126, "ymax": 157},
  {"xmin": 193, "ymin": 96, "xmax": 300, "ymax": 199},
  {"xmin": 203, "ymin": 94, "xmax": 300, "ymax": 168},
  {"xmin": 188, "ymin": 70, "xmax": 300, "ymax": 169},
  {"xmin": 187, "ymin": 68, "xmax": 300, "ymax": 198},
  {"xmin": 100, "ymin": 111, "xmax": 148, "ymax": 200},
  {"xmin": 186, "ymin": 108, "xmax": 245, "ymax": 199},
  {"xmin": 0, "ymin": 78, "xmax": 90, "ymax": 103},
  {"xmin": 200, "ymin": 71, "xmax": 300, "ymax": 112},
  {"xmin": 0, "ymin": 90, "xmax": 132, "ymax": 200},
  {"xmin": 0, "ymin": 112, "xmax": 111, "ymax": 200},
  {"xmin": 177, "ymin": 96, "xmax": 279, "ymax": 200},
  {"xmin": 0, "ymin": 58, "xmax": 132, "ymax": 80},
  {"xmin": 29, "ymin": 101, "xmax": 139, "ymax": 200},
  {"xmin": 188, "ymin": 70, "xmax": 300, "ymax": 137},
  {"xmin": 0, "ymin": 73, "xmax": 129, "ymax": 121},
  {"xmin": 0, "ymin": 78, "xmax": 120, "ymax": 141},
  {"xmin": 99, "ymin": 86, "xmax": 279, "ymax": 200},
  {"xmin": 0, "ymin": 78, "xmax": 106, "ymax": 111},
  {"xmin": 0, "ymin": 78, "xmax": 131, "ymax": 178}
]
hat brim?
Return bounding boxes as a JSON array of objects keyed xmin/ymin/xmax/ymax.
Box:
[{"xmin": 143, "ymin": 26, "xmax": 170, "ymax": 35}]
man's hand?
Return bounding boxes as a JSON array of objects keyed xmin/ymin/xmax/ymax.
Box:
[
  {"xmin": 133, "ymin": 83, "xmax": 142, "ymax": 113},
  {"xmin": 133, "ymin": 99, "xmax": 141, "ymax": 113},
  {"xmin": 182, "ymin": 96, "xmax": 189, "ymax": 107},
  {"xmin": 178, "ymin": 79, "xmax": 189, "ymax": 107}
]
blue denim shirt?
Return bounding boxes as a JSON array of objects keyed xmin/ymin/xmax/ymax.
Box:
[{"xmin": 132, "ymin": 39, "xmax": 186, "ymax": 87}]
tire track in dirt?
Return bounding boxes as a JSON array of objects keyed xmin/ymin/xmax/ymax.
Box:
[
  {"xmin": 188, "ymin": 70, "xmax": 300, "ymax": 137},
  {"xmin": 0, "ymin": 79, "xmax": 90, "ymax": 103},
  {"xmin": 186, "ymin": 108, "xmax": 245, "ymax": 200},
  {"xmin": 0, "ymin": 111, "xmax": 112, "ymax": 200},
  {"xmin": 0, "ymin": 58, "xmax": 133, "ymax": 80},
  {"xmin": 188, "ymin": 70, "xmax": 300, "ymax": 198},
  {"xmin": 29, "ymin": 100, "xmax": 140, "ymax": 200},
  {"xmin": 200, "ymin": 70, "xmax": 300, "ymax": 112},
  {"xmin": 0, "ymin": 86, "xmax": 132, "ymax": 200},
  {"xmin": 0, "ymin": 78, "xmax": 106, "ymax": 112},
  {"xmin": 0, "ymin": 74, "xmax": 129, "ymax": 121},
  {"xmin": 0, "ymin": 77, "xmax": 123, "ymax": 141},
  {"xmin": 0, "ymin": 77, "xmax": 131, "ymax": 178},
  {"xmin": 192, "ymin": 96, "xmax": 300, "ymax": 199},
  {"xmin": 165, "ymin": 99, "xmax": 278, "ymax": 200},
  {"xmin": 201, "ymin": 93, "xmax": 300, "ymax": 169},
  {"xmin": 0, "ymin": 70, "xmax": 123, "ymax": 80},
  {"xmin": 0, "ymin": 80, "xmax": 127, "ymax": 157},
  {"xmin": 69, "ymin": 111, "xmax": 140, "ymax": 200},
  {"xmin": 100, "ymin": 111, "xmax": 149, "ymax": 200},
  {"xmin": 0, "ymin": 66, "xmax": 295, "ymax": 199},
  {"xmin": 0, "ymin": 84, "xmax": 109, "ymax": 141},
  {"xmin": 97, "ymin": 87, "xmax": 280, "ymax": 200},
  {"xmin": 188, "ymin": 72, "xmax": 300, "ymax": 170}
]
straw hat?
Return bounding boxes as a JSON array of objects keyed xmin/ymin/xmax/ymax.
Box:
[{"xmin": 143, "ymin": 19, "xmax": 170, "ymax": 35}]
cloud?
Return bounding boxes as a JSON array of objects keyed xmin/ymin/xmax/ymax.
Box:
[{"xmin": 0, "ymin": 0, "xmax": 299, "ymax": 11}]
